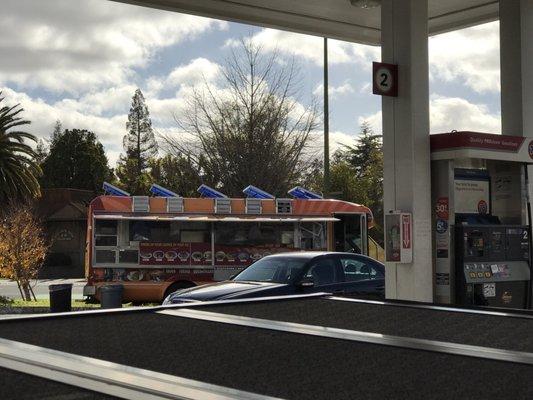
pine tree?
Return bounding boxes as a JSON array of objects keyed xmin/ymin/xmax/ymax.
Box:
[
  {"xmin": 330, "ymin": 122, "xmax": 384, "ymax": 245},
  {"xmin": 117, "ymin": 89, "xmax": 157, "ymax": 194},
  {"xmin": 35, "ymin": 139, "xmax": 48, "ymax": 165},
  {"xmin": 51, "ymin": 120, "xmax": 63, "ymax": 143}
]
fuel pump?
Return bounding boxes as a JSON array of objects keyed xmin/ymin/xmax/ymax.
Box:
[{"xmin": 431, "ymin": 131, "xmax": 533, "ymax": 309}]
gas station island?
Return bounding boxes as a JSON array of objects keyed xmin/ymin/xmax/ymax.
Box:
[{"xmin": 430, "ymin": 131, "xmax": 533, "ymax": 308}]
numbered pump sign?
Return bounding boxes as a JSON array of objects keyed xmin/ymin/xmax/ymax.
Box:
[
  {"xmin": 385, "ymin": 212, "xmax": 413, "ymax": 264},
  {"xmin": 372, "ymin": 62, "xmax": 398, "ymax": 97}
]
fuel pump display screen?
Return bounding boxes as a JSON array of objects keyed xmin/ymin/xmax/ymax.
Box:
[
  {"xmin": 491, "ymin": 231, "xmax": 504, "ymax": 257},
  {"xmin": 464, "ymin": 231, "xmax": 484, "ymax": 257}
]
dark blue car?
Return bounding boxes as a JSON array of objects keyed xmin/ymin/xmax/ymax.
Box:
[{"xmin": 163, "ymin": 252, "xmax": 385, "ymax": 304}]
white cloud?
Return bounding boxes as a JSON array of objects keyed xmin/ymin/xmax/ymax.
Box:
[
  {"xmin": 58, "ymin": 85, "xmax": 137, "ymax": 116},
  {"xmin": 313, "ymin": 81, "xmax": 355, "ymax": 99},
  {"xmin": 429, "ymin": 21, "xmax": 500, "ymax": 93},
  {"xmin": 1, "ymin": 87, "xmax": 126, "ymax": 165},
  {"xmin": 226, "ymin": 29, "xmax": 379, "ymax": 67},
  {"xmin": 358, "ymin": 95, "xmax": 501, "ymax": 134},
  {"xmin": 0, "ymin": 0, "xmax": 227, "ymax": 94},
  {"xmin": 358, "ymin": 111, "xmax": 382, "ymax": 134},
  {"xmin": 146, "ymin": 57, "xmax": 222, "ymax": 99},
  {"xmin": 429, "ymin": 95, "xmax": 501, "ymax": 133},
  {"xmin": 359, "ymin": 82, "xmax": 372, "ymax": 94},
  {"xmin": 167, "ymin": 58, "xmax": 221, "ymax": 88}
]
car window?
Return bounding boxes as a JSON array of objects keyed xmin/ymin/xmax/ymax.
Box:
[
  {"xmin": 233, "ymin": 257, "xmax": 308, "ymax": 284},
  {"xmin": 340, "ymin": 258, "xmax": 383, "ymax": 282},
  {"xmin": 304, "ymin": 258, "xmax": 338, "ymax": 286}
]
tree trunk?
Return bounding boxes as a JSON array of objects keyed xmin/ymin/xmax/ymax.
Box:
[
  {"xmin": 21, "ymin": 281, "xmax": 32, "ymax": 302},
  {"xmin": 15, "ymin": 281, "xmax": 24, "ymax": 300}
]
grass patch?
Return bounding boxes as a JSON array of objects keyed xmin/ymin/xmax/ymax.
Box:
[{"xmin": 10, "ymin": 299, "xmax": 102, "ymax": 308}]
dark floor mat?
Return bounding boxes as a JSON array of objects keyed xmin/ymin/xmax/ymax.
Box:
[
  {"xmin": 0, "ymin": 312, "xmax": 532, "ymax": 399},
  {"xmin": 198, "ymin": 297, "xmax": 533, "ymax": 352}
]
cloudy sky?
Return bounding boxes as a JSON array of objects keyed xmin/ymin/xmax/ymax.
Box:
[{"xmin": 0, "ymin": 0, "xmax": 501, "ymax": 166}]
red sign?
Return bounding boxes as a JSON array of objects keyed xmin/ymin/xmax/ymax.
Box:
[
  {"xmin": 477, "ymin": 200, "xmax": 488, "ymax": 214},
  {"xmin": 435, "ymin": 197, "xmax": 449, "ymax": 220},
  {"xmin": 402, "ymin": 215, "xmax": 411, "ymax": 249},
  {"xmin": 431, "ymin": 132, "xmax": 524, "ymax": 153},
  {"xmin": 372, "ymin": 62, "xmax": 398, "ymax": 97}
]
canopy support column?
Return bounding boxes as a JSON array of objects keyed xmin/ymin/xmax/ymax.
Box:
[{"xmin": 381, "ymin": 0, "xmax": 433, "ymax": 302}]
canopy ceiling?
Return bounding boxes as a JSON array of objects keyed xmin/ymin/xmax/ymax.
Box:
[{"xmin": 115, "ymin": 0, "xmax": 499, "ymax": 44}]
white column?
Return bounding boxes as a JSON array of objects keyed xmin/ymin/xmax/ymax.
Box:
[
  {"xmin": 500, "ymin": 0, "xmax": 533, "ymax": 137},
  {"xmin": 381, "ymin": 0, "xmax": 433, "ymax": 302},
  {"xmin": 500, "ymin": 1, "xmax": 533, "ymax": 221}
]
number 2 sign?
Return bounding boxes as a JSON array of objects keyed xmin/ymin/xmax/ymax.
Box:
[{"xmin": 372, "ymin": 62, "xmax": 398, "ymax": 97}]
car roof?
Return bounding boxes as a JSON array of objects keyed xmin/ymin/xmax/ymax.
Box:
[
  {"xmin": 265, "ymin": 251, "xmax": 330, "ymax": 259},
  {"xmin": 264, "ymin": 251, "xmax": 384, "ymax": 265},
  {"xmin": 265, "ymin": 251, "xmax": 355, "ymax": 259}
]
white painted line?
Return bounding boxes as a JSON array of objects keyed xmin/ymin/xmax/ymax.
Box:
[
  {"xmin": 159, "ymin": 308, "xmax": 533, "ymax": 366},
  {"xmin": 0, "ymin": 338, "xmax": 283, "ymax": 400}
]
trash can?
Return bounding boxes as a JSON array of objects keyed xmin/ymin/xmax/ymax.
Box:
[
  {"xmin": 49, "ymin": 284, "xmax": 73, "ymax": 313},
  {"xmin": 100, "ymin": 284, "xmax": 123, "ymax": 309}
]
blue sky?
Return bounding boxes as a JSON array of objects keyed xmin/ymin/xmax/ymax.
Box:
[{"xmin": 0, "ymin": 0, "xmax": 502, "ymax": 165}]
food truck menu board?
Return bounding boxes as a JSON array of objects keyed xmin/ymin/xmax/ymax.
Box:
[{"xmin": 139, "ymin": 242, "xmax": 295, "ymax": 266}]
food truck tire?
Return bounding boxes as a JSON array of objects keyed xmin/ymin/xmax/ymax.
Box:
[{"xmin": 163, "ymin": 281, "xmax": 195, "ymax": 300}]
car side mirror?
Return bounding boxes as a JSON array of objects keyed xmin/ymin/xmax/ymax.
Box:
[
  {"xmin": 298, "ymin": 277, "xmax": 314, "ymax": 288},
  {"xmin": 229, "ymin": 274, "xmax": 236, "ymax": 280}
]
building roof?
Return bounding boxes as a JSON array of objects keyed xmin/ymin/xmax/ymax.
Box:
[{"xmin": 36, "ymin": 188, "xmax": 95, "ymax": 221}]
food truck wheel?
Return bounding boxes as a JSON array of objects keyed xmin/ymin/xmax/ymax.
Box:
[{"xmin": 163, "ymin": 281, "xmax": 195, "ymax": 301}]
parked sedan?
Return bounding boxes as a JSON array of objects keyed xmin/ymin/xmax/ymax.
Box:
[{"xmin": 163, "ymin": 252, "xmax": 384, "ymax": 304}]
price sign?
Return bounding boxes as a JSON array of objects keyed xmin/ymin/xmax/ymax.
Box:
[{"xmin": 372, "ymin": 61, "xmax": 398, "ymax": 97}]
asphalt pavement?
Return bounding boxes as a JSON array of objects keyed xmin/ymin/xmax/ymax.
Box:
[{"xmin": 0, "ymin": 279, "xmax": 86, "ymax": 300}]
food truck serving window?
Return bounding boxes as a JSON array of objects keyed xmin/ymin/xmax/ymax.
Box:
[
  {"xmin": 129, "ymin": 221, "xmax": 210, "ymax": 243},
  {"xmin": 95, "ymin": 220, "xmax": 117, "ymax": 246},
  {"xmin": 215, "ymin": 222, "xmax": 294, "ymax": 247}
]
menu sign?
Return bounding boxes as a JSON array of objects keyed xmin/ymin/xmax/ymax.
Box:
[
  {"xmin": 139, "ymin": 242, "xmax": 190, "ymax": 266},
  {"xmin": 139, "ymin": 242, "xmax": 296, "ymax": 266}
]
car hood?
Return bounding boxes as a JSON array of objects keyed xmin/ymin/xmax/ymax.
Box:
[{"xmin": 166, "ymin": 281, "xmax": 287, "ymax": 303}]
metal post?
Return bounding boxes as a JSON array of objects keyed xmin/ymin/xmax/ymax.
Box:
[{"xmin": 323, "ymin": 37, "xmax": 330, "ymax": 196}]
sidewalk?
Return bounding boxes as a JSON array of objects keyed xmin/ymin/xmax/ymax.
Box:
[{"xmin": 0, "ymin": 279, "xmax": 86, "ymax": 300}]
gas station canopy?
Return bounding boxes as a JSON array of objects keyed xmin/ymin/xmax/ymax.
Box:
[{"xmin": 117, "ymin": 0, "xmax": 499, "ymax": 44}]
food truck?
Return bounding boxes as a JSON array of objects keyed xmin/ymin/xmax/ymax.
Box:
[
  {"xmin": 431, "ymin": 131, "xmax": 533, "ymax": 308},
  {"xmin": 84, "ymin": 184, "xmax": 374, "ymax": 302}
]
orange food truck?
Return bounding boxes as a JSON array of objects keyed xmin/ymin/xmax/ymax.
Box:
[{"xmin": 83, "ymin": 184, "xmax": 374, "ymax": 302}]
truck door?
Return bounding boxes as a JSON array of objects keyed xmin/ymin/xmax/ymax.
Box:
[{"xmin": 334, "ymin": 213, "xmax": 367, "ymax": 255}]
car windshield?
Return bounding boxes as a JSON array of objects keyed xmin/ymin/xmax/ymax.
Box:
[{"xmin": 233, "ymin": 256, "xmax": 309, "ymax": 284}]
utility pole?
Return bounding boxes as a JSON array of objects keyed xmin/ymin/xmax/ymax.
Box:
[{"xmin": 323, "ymin": 37, "xmax": 330, "ymax": 196}]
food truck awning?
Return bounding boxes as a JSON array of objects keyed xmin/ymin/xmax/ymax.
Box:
[{"xmin": 93, "ymin": 214, "xmax": 340, "ymax": 222}]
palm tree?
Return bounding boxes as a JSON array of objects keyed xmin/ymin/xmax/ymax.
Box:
[{"xmin": 0, "ymin": 92, "xmax": 41, "ymax": 204}]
